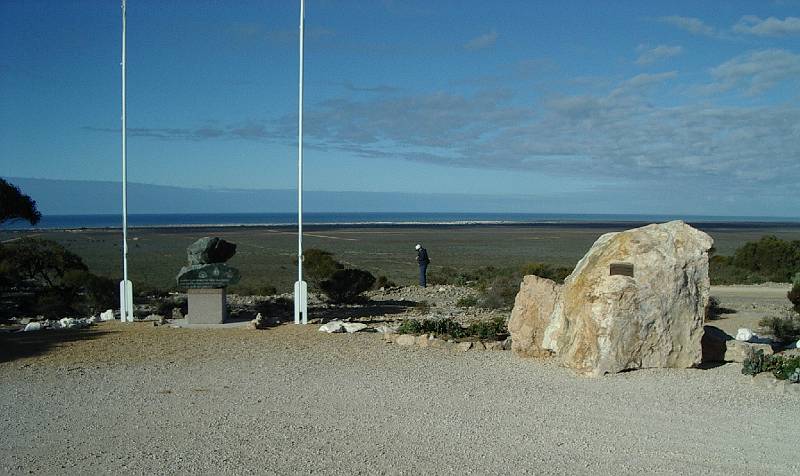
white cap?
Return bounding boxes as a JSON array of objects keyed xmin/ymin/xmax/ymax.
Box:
[{"xmin": 415, "ymin": 244, "xmax": 421, "ymax": 250}]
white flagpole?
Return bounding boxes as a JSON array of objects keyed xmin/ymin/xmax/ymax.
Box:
[
  {"xmin": 120, "ymin": 0, "xmax": 133, "ymax": 322},
  {"xmin": 293, "ymin": 0, "xmax": 308, "ymax": 324}
]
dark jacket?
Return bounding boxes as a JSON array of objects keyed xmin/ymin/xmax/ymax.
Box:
[{"xmin": 416, "ymin": 247, "xmax": 430, "ymax": 265}]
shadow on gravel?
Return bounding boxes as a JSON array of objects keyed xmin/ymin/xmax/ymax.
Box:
[
  {"xmin": 0, "ymin": 328, "xmax": 110, "ymax": 363},
  {"xmin": 706, "ymin": 297, "xmax": 737, "ymax": 320}
]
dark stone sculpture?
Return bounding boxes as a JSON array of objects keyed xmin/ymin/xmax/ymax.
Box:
[
  {"xmin": 187, "ymin": 237, "xmax": 237, "ymax": 265},
  {"xmin": 177, "ymin": 237, "xmax": 240, "ymax": 289}
]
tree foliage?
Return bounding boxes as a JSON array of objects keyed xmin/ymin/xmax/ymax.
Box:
[
  {"xmin": 293, "ymin": 248, "xmax": 343, "ymax": 287},
  {"xmin": 730, "ymin": 235, "xmax": 800, "ymax": 282},
  {"xmin": 0, "ymin": 178, "xmax": 42, "ymax": 226},
  {"xmin": 319, "ymin": 268, "xmax": 376, "ymax": 303},
  {"xmin": 0, "ymin": 238, "xmax": 116, "ymax": 318}
]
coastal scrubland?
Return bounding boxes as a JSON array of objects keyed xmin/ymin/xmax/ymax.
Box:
[{"xmin": 2, "ymin": 222, "xmax": 799, "ymax": 294}]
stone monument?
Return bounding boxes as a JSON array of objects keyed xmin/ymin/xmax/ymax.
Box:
[
  {"xmin": 176, "ymin": 237, "xmax": 240, "ymax": 324},
  {"xmin": 508, "ymin": 221, "xmax": 713, "ymax": 376}
]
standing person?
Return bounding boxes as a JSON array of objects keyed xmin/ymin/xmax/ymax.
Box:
[{"xmin": 415, "ymin": 243, "xmax": 430, "ymax": 287}]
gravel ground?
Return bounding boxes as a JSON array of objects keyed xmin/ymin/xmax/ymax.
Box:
[
  {"xmin": 1, "ymin": 319, "xmax": 798, "ymax": 475},
  {"xmin": 708, "ymin": 284, "xmax": 793, "ymax": 336}
]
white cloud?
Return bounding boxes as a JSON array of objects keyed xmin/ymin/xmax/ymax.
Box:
[
  {"xmin": 464, "ymin": 30, "xmax": 498, "ymax": 50},
  {"xmin": 659, "ymin": 16, "xmax": 716, "ymax": 36},
  {"xmin": 99, "ymin": 73, "xmax": 800, "ymax": 196},
  {"xmin": 733, "ymin": 16, "xmax": 800, "ymax": 36},
  {"xmin": 709, "ymin": 49, "xmax": 800, "ymax": 95},
  {"xmin": 636, "ymin": 44, "xmax": 683, "ymax": 65}
]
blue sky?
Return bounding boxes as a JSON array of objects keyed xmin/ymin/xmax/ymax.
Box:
[{"xmin": 1, "ymin": 0, "xmax": 799, "ymax": 216}]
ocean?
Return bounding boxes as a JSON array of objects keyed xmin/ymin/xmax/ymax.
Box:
[{"xmin": 5, "ymin": 212, "xmax": 800, "ymax": 230}]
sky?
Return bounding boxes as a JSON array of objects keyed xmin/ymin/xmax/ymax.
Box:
[{"xmin": 1, "ymin": 0, "xmax": 799, "ymax": 217}]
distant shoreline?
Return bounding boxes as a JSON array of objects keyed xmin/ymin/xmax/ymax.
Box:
[{"xmin": 5, "ymin": 219, "xmax": 800, "ymax": 233}]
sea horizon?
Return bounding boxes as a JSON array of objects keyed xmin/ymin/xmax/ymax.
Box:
[{"xmin": 4, "ymin": 211, "xmax": 800, "ymax": 230}]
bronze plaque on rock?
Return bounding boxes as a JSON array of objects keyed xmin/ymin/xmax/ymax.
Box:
[{"xmin": 609, "ymin": 262, "xmax": 634, "ymax": 277}]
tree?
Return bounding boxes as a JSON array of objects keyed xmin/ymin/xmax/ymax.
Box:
[
  {"xmin": 0, "ymin": 178, "xmax": 42, "ymax": 226},
  {"xmin": 319, "ymin": 268, "xmax": 376, "ymax": 303},
  {"xmin": 0, "ymin": 238, "xmax": 115, "ymax": 318}
]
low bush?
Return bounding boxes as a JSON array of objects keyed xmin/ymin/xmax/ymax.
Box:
[
  {"xmin": 519, "ymin": 262, "xmax": 571, "ymax": 283},
  {"xmin": 456, "ymin": 295, "xmax": 478, "ymax": 307},
  {"xmin": 427, "ymin": 267, "xmax": 475, "ymax": 286},
  {"xmin": 396, "ymin": 316, "xmax": 507, "ymax": 340},
  {"xmin": 731, "ymin": 235, "xmax": 800, "ymax": 283},
  {"xmin": 0, "ymin": 238, "xmax": 116, "ymax": 318},
  {"xmin": 374, "ymin": 275, "xmax": 396, "ymax": 289},
  {"xmin": 413, "ymin": 300, "xmax": 431, "ymax": 314},
  {"xmin": 294, "ymin": 249, "xmax": 343, "ymax": 288},
  {"xmin": 758, "ymin": 312, "xmax": 800, "ymax": 344},
  {"xmin": 466, "ymin": 316, "xmax": 507, "ymax": 339},
  {"xmin": 476, "ymin": 275, "xmax": 519, "ymax": 310},
  {"xmin": 397, "ymin": 318, "xmax": 466, "ymax": 338},
  {"xmin": 788, "ymin": 273, "xmax": 800, "ymax": 313},
  {"xmin": 742, "ymin": 349, "xmax": 800, "ymax": 382},
  {"xmin": 319, "ymin": 268, "xmax": 375, "ymax": 303},
  {"xmin": 230, "ymin": 284, "xmax": 278, "ymax": 296},
  {"xmin": 709, "ymin": 255, "xmax": 768, "ymax": 285}
]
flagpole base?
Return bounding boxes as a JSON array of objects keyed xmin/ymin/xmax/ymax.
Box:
[
  {"xmin": 119, "ymin": 280, "xmax": 134, "ymax": 323},
  {"xmin": 294, "ymin": 280, "xmax": 308, "ymax": 324}
]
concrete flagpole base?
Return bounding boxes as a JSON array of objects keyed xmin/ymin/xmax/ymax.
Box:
[{"xmin": 294, "ymin": 280, "xmax": 308, "ymax": 324}]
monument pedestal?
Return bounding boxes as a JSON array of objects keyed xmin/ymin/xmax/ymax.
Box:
[{"xmin": 187, "ymin": 288, "xmax": 227, "ymax": 324}]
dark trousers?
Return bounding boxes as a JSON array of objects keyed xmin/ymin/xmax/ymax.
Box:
[{"xmin": 419, "ymin": 263, "xmax": 427, "ymax": 287}]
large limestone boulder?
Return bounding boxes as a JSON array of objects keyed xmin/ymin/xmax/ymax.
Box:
[
  {"xmin": 508, "ymin": 275, "xmax": 562, "ymax": 357},
  {"xmin": 510, "ymin": 221, "xmax": 714, "ymax": 377},
  {"xmin": 550, "ymin": 221, "xmax": 713, "ymax": 376}
]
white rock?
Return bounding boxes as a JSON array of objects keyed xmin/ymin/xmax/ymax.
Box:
[
  {"xmin": 342, "ymin": 323, "xmax": 368, "ymax": 333},
  {"xmin": 57, "ymin": 317, "xmax": 92, "ymax": 329},
  {"xmin": 456, "ymin": 342, "xmax": 473, "ymax": 352},
  {"xmin": 319, "ymin": 321, "xmax": 344, "ymax": 333},
  {"xmin": 512, "ymin": 221, "xmax": 713, "ymax": 376},
  {"xmin": 374, "ymin": 325, "xmax": 397, "ymax": 334},
  {"xmin": 395, "ymin": 334, "xmax": 417, "ymax": 346},
  {"xmin": 736, "ymin": 328, "xmax": 754, "ymax": 342},
  {"xmin": 58, "ymin": 318, "xmax": 76, "ymax": 329},
  {"xmin": 796, "ymin": 340, "xmax": 800, "ymax": 349},
  {"xmin": 100, "ymin": 309, "xmax": 115, "ymax": 321},
  {"xmin": 23, "ymin": 322, "xmax": 42, "ymax": 332},
  {"xmin": 508, "ymin": 275, "xmax": 561, "ymax": 357}
]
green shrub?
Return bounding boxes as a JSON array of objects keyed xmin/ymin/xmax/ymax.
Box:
[
  {"xmin": 730, "ymin": 235, "xmax": 800, "ymax": 282},
  {"xmin": 709, "ymin": 255, "xmax": 768, "ymax": 285},
  {"xmin": 319, "ymin": 268, "xmax": 376, "ymax": 303},
  {"xmin": 742, "ymin": 349, "xmax": 800, "ymax": 381},
  {"xmin": 519, "ymin": 262, "xmax": 571, "ymax": 283},
  {"xmin": 0, "ymin": 238, "xmax": 116, "ymax": 318},
  {"xmin": 742, "ymin": 348, "xmax": 774, "ymax": 376},
  {"xmin": 758, "ymin": 312, "xmax": 800, "ymax": 344},
  {"xmin": 413, "ymin": 300, "xmax": 431, "ymax": 314},
  {"xmin": 427, "ymin": 267, "xmax": 475, "ymax": 286},
  {"xmin": 456, "ymin": 295, "xmax": 478, "ymax": 307},
  {"xmin": 294, "ymin": 249, "xmax": 343, "ymax": 287},
  {"xmin": 230, "ymin": 284, "xmax": 278, "ymax": 296},
  {"xmin": 156, "ymin": 297, "xmax": 187, "ymax": 317},
  {"xmin": 788, "ymin": 273, "xmax": 800, "ymax": 313},
  {"xmin": 395, "ymin": 316, "xmax": 507, "ymax": 340},
  {"xmin": 70, "ymin": 271, "xmax": 117, "ymax": 314},
  {"xmin": 476, "ymin": 275, "xmax": 519, "ymax": 310},
  {"xmin": 466, "ymin": 316, "xmax": 507, "ymax": 339},
  {"xmin": 375, "ymin": 275, "xmax": 396, "ymax": 289},
  {"xmin": 397, "ymin": 318, "xmax": 466, "ymax": 338},
  {"xmin": 772, "ymin": 355, "xmax": 800, "ymax": 381}
]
